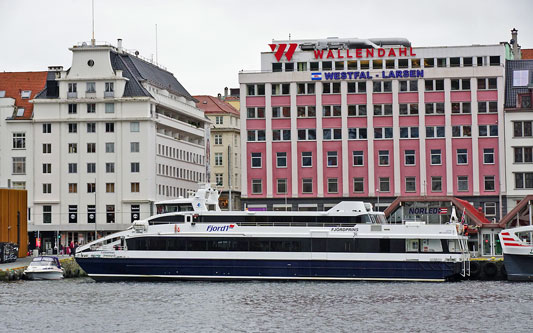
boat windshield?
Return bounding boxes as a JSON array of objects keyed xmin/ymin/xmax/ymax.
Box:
[
  {"xmin": 30, "ymin": 261, "xmax": 55, "ymax": 267},
  {"xmin": 371, "ymin": 214, "xmax": 387, "ymax": 224},
  {"xmin": 157, "ymin": 203, "xmax": 194, "ymax": 214}
]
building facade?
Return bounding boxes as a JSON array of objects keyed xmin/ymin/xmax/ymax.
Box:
[
  {"xmin": 504, "ymin": 59, "xmax": 533, "ymax": 210},
  {"xmin": 1, "ymin": 40, "xmax": 207, "ymax": 252},
  {"xmin": 239, "ymin": 37, "xmax": 507, "ymax": 216},
  {"xmin": 195, "ymin": 95, "xmax": 241, "ymax": 210}
]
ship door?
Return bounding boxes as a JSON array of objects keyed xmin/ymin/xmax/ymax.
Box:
[{"xmin": 311, "ymin": 231, "xmax": 328, "ymax": 260}]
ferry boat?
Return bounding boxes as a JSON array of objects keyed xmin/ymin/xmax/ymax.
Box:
[
  {"xmin": 499, "ymin": 226, "xmax": 533, "ymax": 281},
  {"xmin": 75, "ymin": 185, "xmax": 470, "ymax": 282}
]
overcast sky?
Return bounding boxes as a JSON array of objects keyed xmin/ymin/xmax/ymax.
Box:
[{"xmin": 1, "ymin": 0, "xmax": 532, "ymax": 96}]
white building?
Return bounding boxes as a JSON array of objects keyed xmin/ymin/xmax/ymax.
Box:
[{"xmin": 8, "ymin": 40, "xmax": 207, "ymax": 252}]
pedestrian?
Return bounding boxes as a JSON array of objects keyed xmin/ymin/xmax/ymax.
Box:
[
  {"xmin": 73, "ymin": 242, "xmax": 78, "ymax": 256},
  {"xmin": 69, "ymin": 241, "xmax": 74, "ymax": 256}
]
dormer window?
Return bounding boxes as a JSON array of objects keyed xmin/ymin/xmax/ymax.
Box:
[
  {"xmin": 21, "ymin": 90, "xmax": 31, "ymax": 99},
  {"xmin": 16, "ymin": 107, "xmax": 25, "ymax": 117},
  {"xmin": 519, "ymin": 93, "xmax": 532, "ymax": 109}
]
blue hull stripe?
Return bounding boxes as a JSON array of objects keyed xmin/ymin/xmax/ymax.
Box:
[{"xmin": 76, "ymin": 258, "xmax": 461, "ymax": 281}]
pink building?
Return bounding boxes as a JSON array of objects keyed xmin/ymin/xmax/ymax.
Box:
[{"xmin": 239, "ymin": 37, "xmax": 506, "ymax": 216}]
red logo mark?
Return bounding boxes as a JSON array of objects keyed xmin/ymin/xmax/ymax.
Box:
[
  {"xmin": 269, "ymin": 43, "xmax": 298, "ymax": 61},
  {"xmin": 229, "ymin": 224, "xmax": 235, "ymax": 228}
]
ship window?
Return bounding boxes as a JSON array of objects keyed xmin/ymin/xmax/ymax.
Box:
[
  {"xmin": 420, "ymin": 239, "xmax": 443, "ymax": 252},
  {"xmin": 448, "ymin": 240, "xmax": 460, "ymax": 253},
  {"xmin": 406, "ymin": 239, "xmax": 419, "ymax": 252}
]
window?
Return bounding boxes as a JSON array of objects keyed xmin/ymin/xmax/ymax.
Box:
[
  {"xmin": 430, "ymin": 149, "xmax": 441, "ymax": 165},
  {"xmin": 463, "ymin": 57, "xmax": 473, "ymax": 67},
  {"xmin": 87, "ymin": 122, "xmax": 96, "ymax": 133},
  {"xmin": 42, "ymin": 123, "xmax": 51, "ymax": 133},
  {"xmin": 450, "ymin": 58, "xmax": 460, "ymax": 67},
  {"xmin": 105, "ymin": 122, "xmax": 114, "ymax": 133},
  {"xmin": 353, "ymin": 178, "xmax": 364, "ymax": 192},
  {"xmin": 87, "ymin": 183, "xmax": 96, "ymax": 193},
  {"xmin": 87, "ymin": 103, "xmax": 96, "ymax": 113},
  {"xmin": 457, "ymin": 176, "xmax": 469, "ymax": 191},
  {"xmin": 373, "ymin": 81, "xmax": 392, "ymax": 93},
  {"xmin": 215, "ymin": 116, "xmax": 223, "ymax": 125},
  {"xmin": 215, "ymin": 152, "xmax": 223, "ymax": 166},
  {"xmin": 405, "ymin": 177, "xmax": 416, "ymax": 192},
  {"xmin": 348, "ymin": 128, "xmax": 367, "ymax": 140},
  {"xmin": 106, "ymin": 205, "xmax": 115, "ymax": 223},
  {"xmin": 322, "ymin": 61, "xmax": 333, "ymax": 70},
  {"xmin": 297, "ymin": 106, "xmax": 316, "ymax": 118},
  {"xmin": 478, "ymin": 78, "xmax": 497, "ymax": 90},
  {"xmin": 297, "ymin": 129, "xmax": 316, "ymax": 141},
  {"xmin": 106, "ymin": 162, "xmax": 115, "ymax": 173},
  {"xmin": 105, "ymin": 82, "xmax": 114, "ymax": 92},
  {"xmin": 276, "ymin": 152, "xmax": 287, "ymax": 168},
  {"xmin": 374, "ymin": 127, "xmax": 393, "ymax": 139},
  {"xmin": 514, "ymin": 147, "xmax": 533, "ymax": 163},
  {"xmin": 68, "ymin": 123, "xmax": 77, "ymax": 133},
  {"xmin": 86, "ymin": 142, "xmax": 96, "ymax": 153},
  {"xmin": 68, "ymin": 163, "xmax": 77, "ymax": 173},
  {"xmin": 272, "ymin": 83, "xmax": 290, "ymax": 95},
  {"xmin": 436, "ymin": 58, "xmax": 447, "ymax": 67},
  {"xmin": 12, "ymin": 157, "xmax": 26, "ymax": 174},
  {"xmin": 87, "ymin": 163, "xmax": 96, "ymax": 173},
  {"xmin": 479, "ymin": 124, "xmax": 498, "ymax": 137},
  {"xmin": 322, "ymin": 82, "xmax": 341, "ymax": 94},
  {"xmin": 277, "ymin": 179, "xmax": 287, "ymax": 194},
  {"xmin": 452, "ymin": 125, "xmax": 472, "ymax": 137},
  {"xmin": 379, "ymin": 177, "xmax": 390, "ymax": 192},
  {"xmin": 373, "ymin": 104, "xmax": 393, "ymax": 116},
  {"xmin": 68, "ymin": 104, "xmax": 77, "ymax": 114},
  {"xmin": 322, "ymin": 105, "xmax": 341, "ymax": 117},
  {"xmin": 247, "ymin": 107, "xmax": 265, "ymax": 119},
  {"xmin": 42, "ymin": 143, "xmax": 51, "ymax": 154},
  {"xmin": 131, "ymin": 162, "xmax": 140, "ymax": 173},
  {"xmin": 431, "ymin": 176, "xmax": 442, "ymax": 192},
  {"xmin": 272, "ymin": 63, "xmax": 282, "ymax": 72},
  {"xmin": 451, "ymin": 79, "xmax": 471, "ymax": 90},
  {"xmin": 327, "ymin": 178, "xmax": 338, "ymax": 193},
  {"xmin": 348, "ymin": 104, "xmax": 367, "ymax": 117},
  {"xmin": 360, "ymin": 60, "xmax": 369, "ymax": 69},
  {"xmin": 399, "ymin": 80, "xmax": 418, "ymax": 92},
  {"xmin": 297, "ymin": 83, "xmax": 315, "ymax": 95},
  {"xmin": 68, "ymin": 183, "xmax": 77, "ymax": 193},
  {"xmin": 252, "ymin": 179, "xmax": 262, "ymax": 194},
  {"xmin": 378, "ymin": 150, "xmax": 389, "ymax": 166},
  {"xmin": 297, "ymin": 62, "xmax": 307, "ymax": 72},
  {"xmin": 42, "ymin": 163, "xmax": 51, "ymax": 174},
  {"xmin": 399, "ymin": 103, "xmax": 419, "ymax": 115},
  {"xmin": 457, "ymin": 149, "xmax": 468, "ymax": 165},
  {"xmin": 43, "ymin": 206, "xmax": 52, "ymax": 224},
  {"xmin": 42, "ymin": 183, "xmax": 52, "ymax": 194},
  {"xmin": 513, "ymin": 121, "xmax": 532, "ymax": 137},
  {"xmin": 483, "ymin": 148, "xmax": 495, "ymax": 164},
  {"xmin": 425, "ymin": 102, "xmax": 445, "ymax": 114},
  {"xmin": 484, "ymin": 176, "xmax": 496, "ymax": 192},
  {"xmin": 131, "ymin": 142, "xmax": 140, "ymax": 153},
  {"xmin": 273, "ymin": 129, "xmax": 291, "ymax": 141},
  {"xmin": 424, "ymin": 79, "xmax": 444, "ymax": 91},
  {"xmin": 489, "ymin": 56, "xmax": 500, "ymax": 66},
  {"xmin": 302, "ymin": 178, "xmax": 313, "ymax": 193},
  {"xmin": 272, "ymin": 106, "xmax": 290, "ymax": 118},
  {"xmin": 106, "ymin": 183, "xmax": 115, "ymax": 193},
  {"xmin": 105, "ymin": 142, "xmax": 114, "ymax": 153},
  {"xmin": 215, "ymin": 173, "xmax": 223, "ymax": 186},
  {"xmin": 20, "ymin": 90, "xmax": 31, "ymax": 99},
  {"xmin": 347, "ymin": 81, "xmax": 366, "ymax": 93},
  {"xmin": 451, "ymin": 102, "xmax": 471, "ymax": 114},
  {"xmin": 399, "ymin": 127, "xmax": 419, "ymax": 139},
  {"xmin": 86, "ymin": 82, "xmax": 95, "ymax": 93},
  {"xmin": 302, "ymin": 152, "xmax": 312, "ymax": 167},
  {"xmin": 478, "ymin": 101, "xmax": 498, "ymax": 113},
  {"xmin": 352, "ymin": 151, "xmax": 364, "ymax": 166},
  {"xmin": 214, "ymin": 134, "xmax": 222, "ymax": 145},
  {"xmin": 284, "ymin": 63, "xmax": 294, "ymax": 72},
  {"xmin": 323, "ymin": 128, "xmax": 342, "ymax": 140},
  {"xmin": 251, "ymin": 152, "xmax": 262, "ymax": 168},
  {"xmin": 246, "ymin": 84, "xmax": 265, "ymax": 96},
  {"xmin": 247, "ymin": 130, "xmax": 266, "ymax": 141},
  {"xmin": 515, "ymin": 172, "xmax": 533, "ymax": 189},
  {"xmin": 130, "ymin": 122, "xmax": 140, "ymax": 132},
  {"xmin": 68, "ymin": 83, "xmax": 77, "ymax": 93},
  {"xmin": 404, "ymin": 150, "xmax": 416, "ymax": 165},
  {"xmin": 327, "ymin": 151, "xmax": 338, "ymax": 167},
  {"xmin": 12, "ymin": 133, "xmax": 25, "ymax": 149},
  {"xmin": 426, "ymin": 126, "xmax": 445, "ymax": 138}
]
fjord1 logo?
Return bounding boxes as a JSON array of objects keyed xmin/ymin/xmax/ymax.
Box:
[{"xmin": 269, "ymin": 43, "xmax": 298, "ymax": 61}]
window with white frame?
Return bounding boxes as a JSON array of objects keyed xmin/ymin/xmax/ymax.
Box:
[
  {"xmin": 215, "ymin": 152, "xmax": 223, "ymax": 166},
  {"xmin": 431, "ymin": 176, "xmax": 442, "ymax": 192},
  {"xmin": 457, "ymin": 149, "xmax": 468, "ymax": 164},
  {"xmin": 374, "ymin": 127, "xmax": 393, "ymax": 139},
  {"xmin": 378, "ymin": 150, "xmax": 389, "ymax": 166},
  {"xmin": 276, "ymin": 152, "xmax": 287, "ymax": 168},
  {"xmin": 302, "ymin": 152, "xmax": 312, "ymax": 167},
  {"xmin": 215, "ymin": 116, "xmax": 224, "ymax": 125},
  {"xmin": 400, "ymin": 127, "xmax": 419, "ymax": 139},
  {"xmin": 513, "ymin": 121, "xmax": 533, "ymax": 137},
  {"xmin": 247, "ymin": 130, "xmax": 266, "ymax": 141},
  {"xmin": 105, "ymin": 142, "xmax": 114, "ymax": 153},
  {"xmin": 348, "ymin": 105, "xmax": 367, "ymax": 116},
  {"xmin": 273, "ymin": 129, "xmax": 291, "ymax": 141},
  {"xmin": 352, "ymin": 151, "xmax": 364, "ymax": 166},
  {"xmin": 450, "ymin": 79, "xmax": 471, "ymax": 91},
  {"xmin": 272, "ymin": 83, "xmax": 290, "ymax": 95},
  {"xmin": 347, "ymin": 81, "xmax": 367, "ymax": 93},
  {"xmin": 130, "ymin": 122, "xmax": 140, "ymax": 132},
  {"xmin": 515, "ymin": 172, "xmax": 533, "ymax": 189},
  {"xmin": 426, "ymin": 126, "xmax": 445, "ymax": 138},
  {"xmin": 297, "ymin": 106, "xmax": 316, "ymax": 118},
  {"xmin": 12, "ymin": 133, "xmax": 25, "ymax": 149},
  {"xmin": 425, "ymin": 102, "xmax": 445, "ymax": 114},
  {"xmin": 43, "ymin": 183, "xmax": 52, "ymax": 194},
  {"xmin": 424, "ymin": 79, "xmax": 444, "ymax": 91},
  {"xmin": 246, "ymin": 84, "xmax": 265, "ymax": 96},
  {"xmin": 405, "ymin": 177, "xmax": 416, "ymax": 192},
  {"xmin": 322, "ymin": 82, "xmax": 341, "ymax": 94},
  {"xmin": 86, "ymin": 82, "xmax": 96, "ymax": 93},
  {"xmin": 302, "ymin": 178, "xmax": 313, "ymax": 193},
  {"xmin": 327, "ymin": 178, "xmax": 338, "ymax": 193},
  {"xmin": 348, "ymin": 128, "xmax": 367, "ymax": 140},
  {"xmin": 322, "ymin": 105, "xmax": 341, "ymax": 117},
  {"xmin": 42, "ymin": 163, "xmax": 51, "ymax": 174},
  {"xmin": 68, "ymin": 104, "xmax": 77, "ymax": 114},
  {"xmin": 214, "ymin": 134, "xmax": 222, "ymax": 145},
  {"xmin": 105, "ymin": 82, "xmax": 114, "ymax": 92},
  {"xmin": 323, "ymin": 128, "xmax": 342, "ymax": 140},
  {"xmin": 42, "ymin": 123, "xmax": 51, "ymax": 133},
  {"xmin": 327, "ymin": 151, "xmax": 338, "ymax": 167},
  {"xmin": 373, "ymin": 81, "xmax": 392, "ymax": 93},
  {"xmin": 87, "ymin": 103, "xmax": 96, "ymax": 113},
  {"xmin": 479, "ymin": 125, "xmax": 498, "ymax": 137},
  {"xmin": 399, "ymin": 103, "xmax": 419, "ymax": 115},
  {"xmin": 404, "ymin": 150, "xmax": 416, "ymax": 165},
  {"xmin": 215, "ymin": 173, "xmax": 223, "ymax": 186},
  {"xmin": 484, "ymin": 176, "xmax": 495, "ymax": 192},
  {"xmin": 42, "ymin": 143, "xmax": 51, "ymax": 154},
  {"xmin": 272, "ymin": 106, "xmax": 290, "ymax": 118},
  {"xmin": 353, "ymin": 177, "xmax": 364, "ymax": 192},
  {"xmin": 251, "ymin": 152, "xmax": 262, "ymax": 168},
  {"xmin": 457, "ymin": 176, "xmax": 469, "ymax": 191},
  {"xmin": 131, "ymin": 142, "xmax": 140, "ymax": 153},
  {"xmin": 252, "ymin": 179, "xmax": 262, "ymax": 194},
  {"xmin": 430, "ymin": 149, "xmax": 442, "ymax": 165},
  {"xmin": 477, "ymin": 78, "xmax": 497, "ymax": 90},
  {"xmin": 373, "ymin": 104, "xmax": 393, "ymax": 116},
  {"xmin": 399, "ymin": 80, "xmax": 418, "ymax": 92},
  {"xmin": 297, "ymin": 83, "xmax": 315, "ymax": 95},
  {"xmin": 379, "ymin": 177, "xmax": 390, "ymax": 192},
  {"xmin": 484, "ymin": 202, "xmax": 497, "ymax": 216},
  {"xmin": 451, "ymin": 102, "xmax": 471, "ymax": 114},
  {"xmin": 277, "ymin": 178, "xmax": 288, "ymax": 194},
  {"xmin": 483, "ymin": 148, "xmax": 495, "ymax": 164},
  {"xmin": 514, "ymin": 147, "xmax": 533, "ymax": 163},
  {"xmin": 68, "ymin": 83, "xmax": 77, "ymax": 93},
  {"xmin": 297, "ymin": 129, "xmax": 316, "ymax": 141},
  {"xmin": 131, "ymin": 162, "xmax": 140, "ymax": 173},
  {"xmin": 247, "ymin": 107, "xmax": 265, "ymax": 119},
  {"xmin": 68, "ymin": 163, "xmax": 77, "ymax": 173},
  {"xmin": 105, "ymin": 163, "xmax": 114, "ymax": 173},
  {"xmin": 452, "ymin": 125, "xmax": 472, "ymax": 137},
  {"xmin": 68, "ymin": 143, "xmax": 77, "ymax": 153}
]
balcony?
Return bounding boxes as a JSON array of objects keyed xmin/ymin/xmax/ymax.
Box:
[
  {"xmin": 104, "ymin": 91, "xmax": 115, "ymax": 98},
  {"xmin": 67, "ymin": 92, "xmax": 77, "ymax": 99}
]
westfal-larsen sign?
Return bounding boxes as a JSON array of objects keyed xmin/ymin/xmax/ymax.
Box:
[{"xmin": 269, "ymin": 43, "xmax": 417, "ymax": 61}]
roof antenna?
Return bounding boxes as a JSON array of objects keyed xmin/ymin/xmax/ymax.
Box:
[
  {"xmin": 91, "ymin": 0, "xmax": 95, "ymax": 46},
  {"xmin": 155, "ymin": 23, "xmax": 158, "ymax": 64},
  {"xmin": 289, "ymin": 33, "xmax": 291, "ymax": 41}
]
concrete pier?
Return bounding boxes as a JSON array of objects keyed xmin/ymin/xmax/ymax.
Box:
[{"xmin": 0, "ymin": 256, "xmax": 86, "ymax": 281}]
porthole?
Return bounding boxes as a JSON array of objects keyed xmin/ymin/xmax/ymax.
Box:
[{"xmin": 88, "ymin": 59, "xmax": 95, "ymax": 67}]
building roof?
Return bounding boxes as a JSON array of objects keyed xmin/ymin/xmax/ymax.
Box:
[
  {"xmin": 504, "ymin": 59, "xmax": 533, "ymax": 108},
  {"xmin": 498, "ymin": 195, "xmax": 533, "ymax": 228},
  {"xmin": 0, "ymin": 72, "xmax": 48, "ymax": 119},
  {"xmin": 521, "ymin": 49, "xmax": 533, "ymax": 59},
  {"xmin": 193, "ymin": 95, "xmax": 239, "ymax": 116}
]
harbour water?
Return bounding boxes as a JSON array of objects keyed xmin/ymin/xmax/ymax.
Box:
[{"xmin": 1, "ymin": 279, "xmax": 532, "ymax": 332}]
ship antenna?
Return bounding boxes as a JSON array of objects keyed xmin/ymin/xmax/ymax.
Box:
[{"xmin": 91, "ymin": 0, "xmax": 96, "ymax": 46}]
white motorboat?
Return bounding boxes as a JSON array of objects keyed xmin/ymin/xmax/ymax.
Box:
[
  {"xmin": 24, "ymin": 256, "xmax": 64, "ymax": 280},
  {"xmin": 499, "ymin": 226, "xmax": 533, "ymax": 281}
]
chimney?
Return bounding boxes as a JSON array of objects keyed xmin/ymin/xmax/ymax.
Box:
[
  {"xmin": 217, "ymin": 93, "xmax": 222, "ymax": 100},
  {"xmin": 510, "ymin": 28, "xmax": 521, "ymax": 60},
  {"xmin": 224, "ymin": 87, "xmax": 229, "ymax": 99},
  {"xmin": 117, "ymin": 38, "xmax": 123, "ymax": 53}
]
